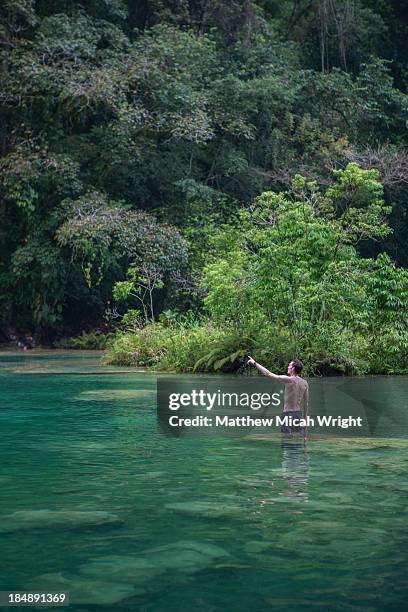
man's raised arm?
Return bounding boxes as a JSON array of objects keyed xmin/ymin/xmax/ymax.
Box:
[{"xmin": 247, "ymin": 356, "xmax": 291, "ymax": 382}]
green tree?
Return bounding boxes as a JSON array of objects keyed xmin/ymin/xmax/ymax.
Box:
[{"xmin": 202, "ymin": 164, "xmax": 401, "ymax": 372}]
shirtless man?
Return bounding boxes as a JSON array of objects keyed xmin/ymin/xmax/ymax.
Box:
[{"xmin": 247, "ymin": 357, "xmax": 309, "ymax": 434}]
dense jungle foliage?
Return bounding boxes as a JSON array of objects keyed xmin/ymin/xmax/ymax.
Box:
[{"xmin": 1, "ymin": 1, "xmax": 407, "ymax": 373}]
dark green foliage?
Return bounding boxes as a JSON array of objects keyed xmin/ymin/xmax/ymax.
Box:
[
  {"xmin": 56, "ymin": 330, "xmax": 114, "ymax": 350},
  {"xmin": 1, "ymin": 0, "xmax": 407, "ymax": 372},
  {"xmin": 107, "ymin": 165, "xmax": 407, "ymax": 374}
]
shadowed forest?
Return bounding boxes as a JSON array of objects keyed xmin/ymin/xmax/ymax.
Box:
[{"xmin": 1, "ymin": 0, "xmax": 407, "ymax": 374}]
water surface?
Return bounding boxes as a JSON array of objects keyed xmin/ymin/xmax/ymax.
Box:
[{"xmin": 0, "ymin": 352, "xmax": 407, "ymax": 611}]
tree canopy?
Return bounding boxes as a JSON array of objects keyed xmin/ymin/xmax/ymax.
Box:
[{"xmin": 1, "ymin": 1, "xmax": 407, "ymax": 372}]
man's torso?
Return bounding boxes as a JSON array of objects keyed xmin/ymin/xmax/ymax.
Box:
[{"xmin": 283, "ymin": 376, "xmax": 308, "ymax": 412}]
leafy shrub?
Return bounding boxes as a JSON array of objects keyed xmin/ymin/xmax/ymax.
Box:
[
  {"xmin": 105, "ymin": 321, "xmax": 226, "ymax": 371},
  {"xmin": 105, "ymin": 324, "xmax": 172, "ymax": 367},
  {"xmin": 105, "ymin": 320, "xmax": 374, "ymax": 375},
  {"xmin": 56, "ymin": 331, "xmax": 114, "ymax": 350}
]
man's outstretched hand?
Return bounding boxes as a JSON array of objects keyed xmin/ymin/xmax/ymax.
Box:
[{"xmin": 247, "ymin": 355, "xmax": 256, "ymax": 366}]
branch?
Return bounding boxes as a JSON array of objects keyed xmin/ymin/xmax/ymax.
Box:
[{"xmin": 343, "ymin": 146, "xmax": 408, "ymax": 188}]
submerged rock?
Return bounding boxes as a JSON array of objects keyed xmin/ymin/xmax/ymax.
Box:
[
  {"xmin": 79, "ymin": 556, "xmax": 162, "ymax": 584},
  {"xmin": 310, "ymin": 437, "xmax": 408, "ymax": 452},
  {"xmin": 0, "ymin": 510, "xmax": 123, "ymax": 533},
  {"xmin": 79, "ymin": 540, "xmax": 231, "ymax": 583},
  {"xmin": 165, "ymin": 501, "xmax": 242, "ymax": 519},
  {"xmin": 143, "ymin": 540, "xmax": 230, "ymax": 573},
  {"xmin": 243, "ymin": 434, "xmax": 408, "ymax": 450},
  {"xmin": 145, "ymin": 540, "xmax": 230, "ymax": 560},
  {"xmin": 28, "ymin": 573, "xmax": 139, "ymax": 605},
  {"xmin": 244, "ymin": 541, "xmax": 274, "ymax": 554}
]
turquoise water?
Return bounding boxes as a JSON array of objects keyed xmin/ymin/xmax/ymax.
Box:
[{"xmin": 0, "ymin": 352, "xmax": 407, "ymax": 611}]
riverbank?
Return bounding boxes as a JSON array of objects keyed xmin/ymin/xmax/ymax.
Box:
[
  {"xmin": 2, "ymin": 318, "xmax": 407, "ymax": 378},
  {"xmin": 104, "ymin": 322, "xmax": 408, "ymax": 376}
]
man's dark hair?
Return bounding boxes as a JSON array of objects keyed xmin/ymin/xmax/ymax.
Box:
[{"xmin": 291, "ymin": 358, "xmax": 304, "ymax": 374}]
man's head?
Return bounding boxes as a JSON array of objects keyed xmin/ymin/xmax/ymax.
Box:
[{"xmin": 288, "ymin": 358, "xmax": 304, "ymax": 375}]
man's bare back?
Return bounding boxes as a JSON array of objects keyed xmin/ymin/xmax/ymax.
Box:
[{"xmin": 247, "ymin": 356, "xmax": 309, "ymax": 418}]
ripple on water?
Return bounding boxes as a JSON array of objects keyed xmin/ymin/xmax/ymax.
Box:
[
  {"xmin": 72, "ymin": 389, "xmax": 155, "ymax": 401},
  {"xmin": 1, "ymin": 354, "xmax": 407, "ymax": 611},
  {"xmin": 0, "ymin": 510, "xmax": 123, "ymax": 533},
  {"xmin": 27, "ymin": 573, "xmax": 140, "ymax": 605},
  {"xmin": 165, "ymin": 501, "xmax": 244, "ymax": 519},
  {"xmin": 29, "ymin": 540, "xmax": 232, "ymax": 604}
]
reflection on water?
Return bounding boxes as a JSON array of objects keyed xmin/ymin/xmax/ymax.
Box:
[
  {"xmin": 0, "ymin": 352, "xmax": 407, "ymax": 611},
  {"xmin": 281, "ymin": 438, "xmax": 309, "ymax": 499}
]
